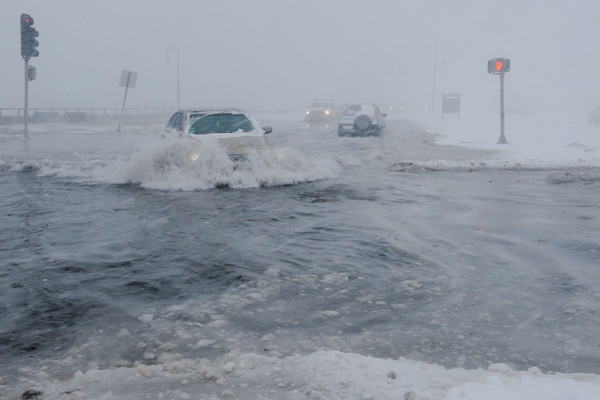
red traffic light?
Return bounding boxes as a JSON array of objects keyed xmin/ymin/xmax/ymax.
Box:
[
  {"xmin": 488, "ymin": 58, "xmax": 510, "ymax": 74},
  {"xmin": 20, "ymin": 13, "xmax": 40, "ymax": 60},
  {"xmin": 21, "ymin": 13, "xmax": 34, "ymax": 26}
]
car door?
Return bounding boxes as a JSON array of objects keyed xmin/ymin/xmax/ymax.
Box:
[{"xmin": 166, "ymin": 112, "xmax": 184, "ymax": 132}]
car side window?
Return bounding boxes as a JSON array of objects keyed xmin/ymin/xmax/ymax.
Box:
[
  {"xmin": 189, "ymin": 114, "xmax": 254, "ymax": 135},
  {"xmin": 167, "ymin": 112, "xmax": 184, "ymax": 131}
]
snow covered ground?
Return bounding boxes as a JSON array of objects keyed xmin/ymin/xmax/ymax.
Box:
[
  {"xmin": 14, "ymin": 350, "xmax": 600, "ymax": 400},
  {"xmin": 414, "ymin": 110, "xmax": 600, "ymax": 166}
]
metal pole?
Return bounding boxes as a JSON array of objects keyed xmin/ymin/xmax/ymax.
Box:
[
  {"xmin": 24, "ymin": 59, "xmax": 29, "ymax": 137},
  {"xmin": 167, "ymin": 44, "xmax": 180, "ymax": 109},
  {"xmin": 432, "ymin": 37, "xmax": 437, "ymax": 114},
  {"xmin": 176, "ymin": 48, "xmax": 180, "ymax": 109},
  {"xmin": 498, "ymin": 72, "xmax": 507, "ymax": 144}
]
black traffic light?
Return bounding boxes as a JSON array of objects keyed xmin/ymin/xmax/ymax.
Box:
[
  {"xmin": 488, "ymin": 58, "xmax": 510, "ymax": 74},
  {"xmin": 27, "ymin": 65, "xmax": 36, "ymax": 81},
  {"xmin": 21, "ymin": 13, "xmax": 39, "ymax": 60}
]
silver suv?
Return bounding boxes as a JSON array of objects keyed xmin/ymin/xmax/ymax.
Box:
[{"xmin": 337, "ymin": 104, "xmax": 387, "ymax": 137}]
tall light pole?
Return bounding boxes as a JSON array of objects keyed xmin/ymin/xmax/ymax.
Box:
[
  {"xmin": 166, "ymin": 44, "xmax": 180, "ymax": 109},
  {"xmin": 431, "ymin": 37, "xmax": 438, "ymax": 114},
  {"xmin": 410, "ymin": 32, "xmax": 438, "ymax": 114}
]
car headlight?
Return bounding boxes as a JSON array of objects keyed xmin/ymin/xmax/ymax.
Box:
[
  {"xmin": 306, "ymin": 110, "xmax": 310, "ymax": 115},
  {"xmin": 325, "ymin": 110, "xmax": 330, "ymax": 115}
]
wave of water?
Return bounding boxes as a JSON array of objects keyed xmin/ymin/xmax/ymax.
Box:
[
  {"xmin": 116, "ymin": 138, "xmax": 341, "ymax": 190},
  {"xmin": 0, "ymin": 133, "xmax": 341, "ymax": 190}
]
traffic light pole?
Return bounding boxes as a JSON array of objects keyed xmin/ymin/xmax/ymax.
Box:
[
  {"xmin": 24, "ymin": 58, "xmax": 29, "ymax": 138},
  {"xmin": 488, "ymin": 57, "xmax": 510, "ymax": 144},
  {"xmin": 498, "ymin": 72, "xmax": 507, "ymax": 144}
]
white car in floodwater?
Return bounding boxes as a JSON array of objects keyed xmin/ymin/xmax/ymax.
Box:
[
  {"xmin": 337, "ymin": 103, "xmax": 387, "ymax": 137},
  {"xmin": 164, "ymin": 108, "xmax": 272, "ymax": 161}
]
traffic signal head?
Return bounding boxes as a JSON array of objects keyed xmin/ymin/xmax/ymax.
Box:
[
  {"xmin": 488, "ymin": 58, "xmax": 510, "ymax": 74},
  {"xmin": 21, "ymin": 13, "xmax": 34, "ymax": 27},
  {"xmin": 27, "ymin": 65, "xmax": 37, "ymax": 81},
  {"xmin": 20, "ymin": 13, "xmax": 40, "ymax": 60}
]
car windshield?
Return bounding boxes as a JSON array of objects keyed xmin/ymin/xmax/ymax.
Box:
[
  {"xmin": 343, "ymin": 105, "xmax": 362, "ymax": 115},
  {"xmin": 188, "ymin": 113, "xmax": 254, "ymax": 135},
  {"xmin": 311, "ymin": 103, "xmax": 331, "ymax": 108}
]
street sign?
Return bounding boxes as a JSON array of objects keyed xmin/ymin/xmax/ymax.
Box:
[
  {"xmin": 120, "ymin": 70, "xmax": 137, "ymax": 88},
  {"xmin": 118, "ymin": 70, "xmax": 138, "ymax": 132},
  {"xmin": 488, "ymin": 58, "xmax": 510, "ymax": 74},
  {"xmin": 442, "ymin": 94, "xmax": 460, "ymax": 119}
]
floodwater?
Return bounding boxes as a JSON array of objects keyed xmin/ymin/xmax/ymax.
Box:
[{"xmin": 1, "ymin": 115, "xmax": 599, "ymax": 399}]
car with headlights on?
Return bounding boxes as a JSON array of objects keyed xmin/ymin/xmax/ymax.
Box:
[
  {"xmin": 337, "ymin": 103, "xmax": 387, "ymax": 136},
  {"xmin": 165, "ymin": 108, "xmax": 272, "ymax": 161},
  {"xmin": 305, "ymin": 100, "xmax": 336, "ymax": 122}
]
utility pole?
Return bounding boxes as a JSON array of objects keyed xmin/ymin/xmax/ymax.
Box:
[
  {"xmin": 167, "ymin": 44, "xmax": 180, "ymax": 109},
  {"xmin": 432, "ymin": 37, "xmax": 437, "ymax": 114}
]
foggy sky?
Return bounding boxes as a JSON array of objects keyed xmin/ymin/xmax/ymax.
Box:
[{"xmin": 2, "ymin": 0, "xmax": 600, "ymax": 116}]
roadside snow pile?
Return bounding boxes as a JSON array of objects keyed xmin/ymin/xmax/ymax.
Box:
[
  {"xmin": 287, "ymin": 351, "xmax": 600, "ymax": 400},
  {"xmin": 10, "ymin": 351, "xmax": 600, "ymax": 399},
  {"xmin": 417, "ymin": 112, "xmax": 600, "ymax": 166}
]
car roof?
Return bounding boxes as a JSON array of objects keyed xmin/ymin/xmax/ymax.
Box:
[
  {"xmin": 182, "ymin": 107, "xmax": 248, "ymax": 115},
  {"xmin": 345, "ymin": 103, "xmax": 377, "ymax": 110}
]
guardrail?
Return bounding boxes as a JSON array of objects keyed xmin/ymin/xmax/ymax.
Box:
[{"xmin": 0, "ymin": 107, "xmax": 177, "ymax": 124}]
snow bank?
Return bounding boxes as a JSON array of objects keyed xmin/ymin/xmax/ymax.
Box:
[
  {"xmin": 11, "ymin": 351, "xmax": 600, "ymax": 399},
  {"xmin": 414, "ymin": 111, "xmax": 600, "ymax": 166}
]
